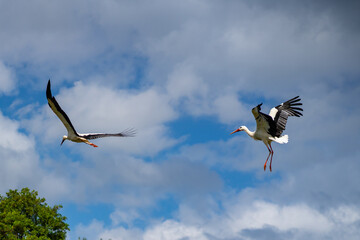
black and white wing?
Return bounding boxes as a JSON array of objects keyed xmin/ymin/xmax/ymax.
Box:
[
  {"xmin": 252, "ymin": 103, "xmax": 277, "ymax": 137},
  {"xmin": 80, "ymin": 128, "xmax": 136, "ymax": 140},
  {"xmin": 269, "ymin": 96, "xmax": 303, "ymax": 137},
  {"xmin": 46, "ymin": 80, "xmax": 78, "ymax": 136}
]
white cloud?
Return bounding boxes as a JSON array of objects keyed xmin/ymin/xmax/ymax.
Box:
[
  {"xmin": 79, "ymin": 200, "xmax": 360, "ymax": 240},
  {"xmin": 165, "ymin": 63, "xmax": 250, "ymax": 124},
  {"xmin": 0, "ymin": 61, "xmax": 15, "ymax": 94},
  {"xmin": 74, "ymin": 220, "xmax": 108, "ymax": 240},
  {"xmin": 56, "ymin": 153, "xmax": 222, "ymax": 206},
  {"xmin": 329, "ymin": 205, "xmax": 360, "ymax": 225},
  {"xmin": 100, "ymin": 227, "xmax": 143, "ymax": 240},
  {"xmin": 166, "ymin": 63, "xmax": 208, "ymax": 102},
  {"xmin": 110, "ymin": 208, "xmax": 141, "ymax": 227},
  {"xmin": 0, "ymin": 112, "xmax": 39, "ymax": 192},
  {"xmin": 0, "ymin": 111, "xmax": 34, "ymax": 151},
  {"xmin": 228, "ymin": 201, "xmax": 333, "ymax": 233},
  {"xmin": 168, "ymin": 136, "xmax": 264, "ymax": 172},
  {"xmin": 213, "ymin": 94, "xmax": 249, "ymax": 124},
  {"xmin": 0, "ymin": 111, "xmax": 69, "ymax": 202},
  {"xmin": 144, "ymin": 220, "xmax": 206, "ymax": 240},
  {"xmin": 74, "ymin": 219, "xmax": 143, "ymax": 240}
]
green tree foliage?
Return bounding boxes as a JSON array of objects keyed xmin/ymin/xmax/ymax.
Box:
[{"xmin": 0, "ymin": 188, "xmax": 69, "ymax": 240}]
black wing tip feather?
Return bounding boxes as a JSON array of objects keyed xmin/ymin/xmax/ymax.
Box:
[
  {"xmin": 289, "ymin": 96, "xmax": 303, "ymax": 116},
  {"xmin": 83, "ymin": 128, "xmax": 137, "ymax": 140},
  {"xmin": 277, "ymin": 96, "xmax": 304, "ymax": 117},
  {"xmin": 286, "ymin": 96, "xmax": 301, "ymax": 104},
  {"xmin": 272, "ymin": 96, "xmax": 303, "ymax": 137},
  {"xmin": 120, "ymin": 128, "xmax": 137, "ymax": 137},
  {"xmin": 288, "ymin": 96, "xmax": 300, "ymax": 102},
  {"xmin": 46, "ymin": 79, "xmax": 52, "ymax": 99}
]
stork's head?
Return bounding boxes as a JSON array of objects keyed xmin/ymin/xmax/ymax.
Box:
[
  {"xmin": 61, "ymin": 135, "xmax": 68, "ymax": 146},
  {"xmin": 231, "ymin": 126, "xmax": 245, "ymax": 134}
]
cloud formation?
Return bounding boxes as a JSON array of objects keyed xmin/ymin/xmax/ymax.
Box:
[{"xmin": 76, "ymin": 200, "xmax": 360, "ymax": 240}]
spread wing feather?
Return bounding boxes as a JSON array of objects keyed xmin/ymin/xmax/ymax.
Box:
[
  {"xmin": 46, "ymin": 80, "xmax": 78, "ymax": 136},
  {"xmin": 270, "ymin": 96, "xmax": 303, "ymax": 137},
  {"xmin": 252, "ymin": 97, "xmax": 303, "ymax": 138},
  {"xmin": 80, "ymin": 128, "xmax": 136, "ymax": 140}
]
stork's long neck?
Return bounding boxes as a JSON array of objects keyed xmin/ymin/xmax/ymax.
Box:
[{"xmin": 242, "ymin": 126, "xmax": 255, "ymax": 139}]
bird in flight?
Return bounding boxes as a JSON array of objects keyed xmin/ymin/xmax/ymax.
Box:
[
  {"xmin": 46, "ymin": 80, "xmax": 135, "ymax": 147},
  {"xmin": 231, "ymin": 96, "xmax": 303, "ymax": 171}
]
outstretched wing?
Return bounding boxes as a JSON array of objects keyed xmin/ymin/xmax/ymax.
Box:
[
  {"xmin": 46, "ymin": 80, "xmax": 78, "ymax": 136},
  {"xmin": 252, "ymin": 103, "xmax": 277, "ymax": 137},
  {"xmin": 269, "ymin": 96, "xmax": 303, "ymax": 137},
  {"xmin": 80, "ymin": 128, "xmax": 136, "ymax": 140}
]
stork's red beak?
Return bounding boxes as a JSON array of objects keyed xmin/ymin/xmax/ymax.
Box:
[
  {"xmin": 230, "ymin": 128, "xmax": 242, "ymax": 134},
  {"xmin": 60, "ymin": 139, "xmax": 65, "ymax": 146}
]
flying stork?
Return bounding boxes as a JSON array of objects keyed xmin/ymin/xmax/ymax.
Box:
[
  {"xmin": 46, "ymin": 80, "xmax": 135, "ymax": 147},
  {"xmin": 231, "ymin": 96, "xmax": 303, "ymax": 171}
]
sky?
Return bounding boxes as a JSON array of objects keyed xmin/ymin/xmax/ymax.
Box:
[{"xmin": 0, "ymin": 0, "xmax": 360, "ymax": 239}]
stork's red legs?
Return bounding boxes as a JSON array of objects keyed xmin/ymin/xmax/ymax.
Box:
[
  {"xmin": 83, "ymin": 140, "xmax": 98, "ymax": 148},
  {"xmin": 264, "ymin": 151, "xmax": 271, "ymax": 171},
  {"xmin": 269, "ymin": 143, "xmax": 274, "ymax": 172},
  {"xmin": 264, "ymin": 143, "xmax": 274, "ymax": 171}
]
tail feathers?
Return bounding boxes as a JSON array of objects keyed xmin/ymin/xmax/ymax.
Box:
[{"xmin": 274, "ymin": 135, "xmax": 289, "ymax": 144}]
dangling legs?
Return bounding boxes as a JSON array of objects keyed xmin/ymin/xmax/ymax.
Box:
[
  {"xmin": 264, "ymin": 143, "xmax": 271, "ymax": 171},
  {"xmin": 88, "ymin": 142, "xmax": 98, "ymax": 148},
  {"xmin": 83, "ymin": 139, "xmax": 98, "ymax": 147},
  {"xmin": 269, "ymin": 143, "xmax": 274, "ymax": 172}
]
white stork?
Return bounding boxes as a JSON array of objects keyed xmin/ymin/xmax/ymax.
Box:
[
  {"xmin": 46, "ymin": 80, "xmax": 135, "ymax": 147},
  {"xmin": 231, "ymin": 96, "xmax": 303, "ymax": 171}
]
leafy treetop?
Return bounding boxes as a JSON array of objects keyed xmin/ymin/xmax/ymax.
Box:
[{"xmin": 0, "ymin": 188, "xmax": 69, "ymax": 240}]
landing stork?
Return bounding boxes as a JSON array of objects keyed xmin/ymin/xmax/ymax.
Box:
[
  {"xmin": 231, "ymin": 96, "xmax": 303, "ymax": 171},
  {"xmin": 46, "ymin": 80, "xmax": 135, "ymax": 147}
]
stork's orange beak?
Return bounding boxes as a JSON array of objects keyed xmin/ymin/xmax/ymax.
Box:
[{"xmin": 230, "ymin": 129, "xmax": 242, "ymax": 134}]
